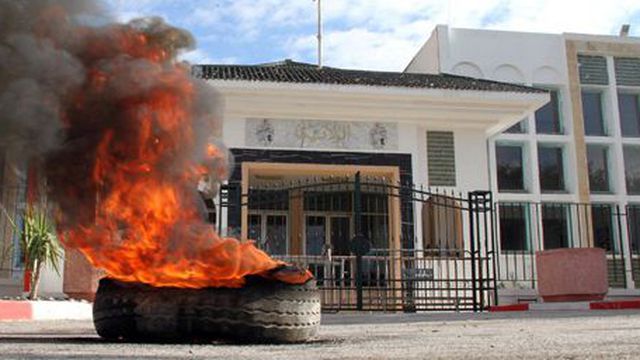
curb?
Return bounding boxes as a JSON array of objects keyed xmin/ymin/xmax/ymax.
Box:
[
  {"xmin": 489, "ymin": 299, "xmax": 640, "ymax": 312},
  {"xmin": 0, "ymin": 300, "xmax": 93, "ymax": 321}
]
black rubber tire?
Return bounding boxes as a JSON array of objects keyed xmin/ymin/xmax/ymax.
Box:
[{"xmin": 93, "ymin": 277, "xmax": 321, "ymax": 344}]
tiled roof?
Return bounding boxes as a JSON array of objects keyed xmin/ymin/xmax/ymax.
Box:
[{"xmin": 192, "ymin": 59, "xmax": 545, "ymax": 94}]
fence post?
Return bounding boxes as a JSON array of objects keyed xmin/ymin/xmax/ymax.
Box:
[
  {"xmin": 484, "ymin": 191, "xmax": 498, "ymax": 309},
  {"xmin": 354, "ymin": 171, "xmax": 363, "ymax": 311},
  {"xmin": 616, "ymin": 204, "xmax": 633, "ymax": 289},
  {"xmin": 468, "ymin": 192, "xmax": 478, "ymax": 312}
]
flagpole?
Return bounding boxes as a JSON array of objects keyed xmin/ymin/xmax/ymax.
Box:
[{"xmin": 316, "ymin": 0, "xmax": 322, "ymax": 68}]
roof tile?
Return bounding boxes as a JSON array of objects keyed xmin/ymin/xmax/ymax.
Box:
[{"xmin": 192, "ymin": 60, "xmax": 545, "ymax": 94}]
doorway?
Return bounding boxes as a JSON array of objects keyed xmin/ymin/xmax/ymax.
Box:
[
  {"xmin": 248, "ymin": 212, "xmax": 288, "ymax": 255},
  {"xmin": 304, "ymin": 215, "xmax": 351, "ymax": 256}
]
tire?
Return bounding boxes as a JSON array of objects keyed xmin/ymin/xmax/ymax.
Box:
[{"xmin": 93, "ymin": 276, "xmax": 321, "ymax": 343}]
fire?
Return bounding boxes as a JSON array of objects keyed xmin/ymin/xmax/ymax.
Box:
[{"xmin": 16, "ymin": 7, "xmax": 314, "ymax": 288}]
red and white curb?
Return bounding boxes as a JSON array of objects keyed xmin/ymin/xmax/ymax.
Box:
[
  {"xmin": 489, "ymin": 299, "xmax": 640, "ymax": 312},
  {"xmin": 0, "ymin": 300, "xmax": 92, "ymax": 321}
]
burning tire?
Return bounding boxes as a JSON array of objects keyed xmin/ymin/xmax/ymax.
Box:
[{"xmin": 93, "ymin": 273, "xmax": 321, "ymax": 343}]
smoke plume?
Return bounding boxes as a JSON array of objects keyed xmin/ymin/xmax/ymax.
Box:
[{"xmin": 0, "ymin": 1, "xmax": 291, "ymax": 288}]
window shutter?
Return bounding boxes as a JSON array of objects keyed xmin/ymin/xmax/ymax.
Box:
[
  {"xmin": 614, "ymin": 57, "xmax": 640, "ymax": 86},
  {"xmin": 578, "ymin": 55, "xmax": 609, "ymax": 85},
  {"xmin": 427, "ymin": 131, "xmax": 456, "ymax": 186}
]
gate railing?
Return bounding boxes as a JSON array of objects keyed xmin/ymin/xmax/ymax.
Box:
[
  {"xmin": 276, "ymin": 248, "xmax": 495, "ymax": 312},
  {"xmin": 495, "ymin": 202, "xmax": 634, "ymax": 290},
  {"xmin": 210, "ymin": 175, "xmax": 497, "ymax": 312}
]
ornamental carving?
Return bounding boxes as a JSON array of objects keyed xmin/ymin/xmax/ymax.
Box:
[
  {"xmin": 295, "ymin": 121, "xmax": 350, "ymax": 148},
  {"xmin": 369, "ymin": 123, "xmax": 388, "ymax": 149},
  {"xmin": 255, "ymin": 119, "xmax": 274, "ymax": 146},
  {"xmin": 245, "ymin": 118, "xmax": 397, "ymax": 150}
]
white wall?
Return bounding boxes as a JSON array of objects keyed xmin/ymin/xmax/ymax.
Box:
[
  {"xmin": 405, "ymin": 28, "xmax": 440, "ymax": 74},
  {"xmin": 221, "ymin": 117, "xmax": 486, "ymax": 192},
  {"xmin": 409, "ymin": 26, "xmax": 580, "ymax": 203},
  {"xmin": 433, "ymin": 25, "xmax": 568, "ymax": 85},
  {"xmin": 452, "ymin": 128, "xmax": 491, "ymax": 193},
  {"xmin": 38, "ymin": 261, "xmax": 64, "ymax": 297}
]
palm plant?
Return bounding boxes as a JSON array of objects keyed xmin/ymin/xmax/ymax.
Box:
[{"xmin": 5, "ymin": 204, "xmax": 62, "ymax": 299}]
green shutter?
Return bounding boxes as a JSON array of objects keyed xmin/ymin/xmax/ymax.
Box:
[
  {"xmin": 614, "ymin": 57, "xmax": 640, "ymax": 86},
  {"xmin": 427, "ymin": 131, "xmax": 456, "ymax": 186},
  {"xmin": 578, "ymin": 55, "xmax": 609, "ymax": 85}
]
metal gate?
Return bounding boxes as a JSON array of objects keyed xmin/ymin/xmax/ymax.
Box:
[{"xmin": 212, "ymin": 173, "xmax": 496, "ymax": 312}]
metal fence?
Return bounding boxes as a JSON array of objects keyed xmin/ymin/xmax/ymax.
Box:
[
  {"xmin": 495, "ymin": 202, "xmax": 635, "ymax": 290},
  {"xmin": 211, "ymin": 174, "xmax": 496, "ymax": 312},
  {"xmin": 276, "ymin": 248, "xmax": 493, "ymax": 312}
]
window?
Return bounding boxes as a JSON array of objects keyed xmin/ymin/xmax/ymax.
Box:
[
  {"xmin": 618, "ymin": 93, "xmax": 640, "ymax": 137},
  {"xmin": 614, "ymin": 57, "xmax": 640, "ymax": 87},
  {"xmin": 542, "ymin": 204, "xmax": 570, "ymax": 249},
  {"xmin": 538, "ymin": 145, "xmax": 565, "ymax": 192},
  {"xmin": 265, "ymin": 215, "xmax": 287, "ymax": 255},
  {"xmin": 498, "ymin": 204, "xmax": 529, "ymax": 251},
  {"xmin": 587, "ymin": 145, "xmax": 610, "ymax": 193},
  {"xmin": 249, "ymin": 189, "xmax": 289, "ymax": 210},
  {"xmin": 582, "ymin": 91, "xmax": 606, "ymax": 136},
  {"xmin": 248, "ymin": 214, "xmax": 288, "ymax": 255},
  {"xmin": 421, "ymin": 196, "xmax": 463, "ymax": 252},
  {"xmin": 248, "ymin": 214, "xmax": 262, "ymax": 241},
  {"xmin": 362, "ymin": 192, "xmax": 389, "ymax": 250},
  {"xmin": 535, "ymin": 89, "xmax": 562, "ymax": 134},
  {"xmin": 504, "ymin": 119, "xmax": 527, "ymax": 134},
  {"xmin": 578, "ymin": 55, "xmax": 609, "ymax": 85},
  {"xmin": 591, "ymin": 205, "xmax": 616, "ymax": 253},
  {"xmin": 304, "ymin": 191, "xmax": 351, "ymax": 212},
  {"xmin": 496, "ymin": 144, "xmax": 525, "ymax": 192},
  {"xmin": 628, "ymin": 205, "xmax": 640, "ymax": 254},
  {"xmin": 623, "ymin": 146, "xmax": 640, "ymax": 194}
]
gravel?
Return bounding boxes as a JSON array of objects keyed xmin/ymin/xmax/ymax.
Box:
[{"xmin": 1, "ymin": 311, "xmax": 639, "ymax": 359}]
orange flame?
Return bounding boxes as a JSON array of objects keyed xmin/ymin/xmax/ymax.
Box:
[{"xmin": 40, "ymin": 12, "xmax": 311, "ymax": 288}]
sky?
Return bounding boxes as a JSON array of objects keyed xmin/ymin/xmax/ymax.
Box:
[{"xmin": 104, "ymin": 0, "xmax": 640, "ymax": 71}]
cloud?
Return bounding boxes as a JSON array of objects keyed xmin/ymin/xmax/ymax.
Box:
[
  {"xmin": 289, "ymin": 20, "xmax": 435, "ymax": 71},
  {"xmin": 289, "ymin": 0, "xmax": 640, "ymax": 70},
  {"xmin": 179, "ymin": 49, "xmax": 237, "ymax": 65},
  {"xmin": 105, "ymin": 0, "xmax": 640, "ymax": 71}
]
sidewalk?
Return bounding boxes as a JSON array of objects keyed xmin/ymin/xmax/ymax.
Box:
[
  {"xmin": 0, "ymin": 300, "xmax": 92, "ymax": 321},
  {"xmin": 489, "ymin": 298, "xmax": 640, "ymax": 312}
]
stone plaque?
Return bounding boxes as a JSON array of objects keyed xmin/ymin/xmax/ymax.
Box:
[{"xmin": 246, "ymin": 118, "xmax": 398, "ymax": 151}]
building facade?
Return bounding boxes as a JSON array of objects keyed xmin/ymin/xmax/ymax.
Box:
[
  {"xmin": 190, "ymin": 61, "xmax": 546, "ymax": 310},
  {"xmin": 14, "ymin": 26, "xmax": 638, "ymax": 309},
  {"xmin": 407, "ymin": 25, "xmax": 640, "ymax": 301}
]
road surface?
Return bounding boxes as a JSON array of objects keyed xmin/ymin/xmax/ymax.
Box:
[{"xmin": 1, "ymin": 311, "xmax": 640, "ymax": 359}]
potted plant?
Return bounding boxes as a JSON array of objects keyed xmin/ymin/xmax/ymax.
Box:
[{"xmin": 5, "ymin": 204, "xmax": 62, "ymax": 300}]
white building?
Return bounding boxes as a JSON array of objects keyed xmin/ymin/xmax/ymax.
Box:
[
  {"xmin": 407, "ymin": 25, "xmax": 640, "ymax": 302},
  {"xmin": 189, "ymin": 60, "xmax": 546, "ymax": 310},
  {"xmin": 9, "ymin": 25, "xmax": 640, "ymax": 310}
]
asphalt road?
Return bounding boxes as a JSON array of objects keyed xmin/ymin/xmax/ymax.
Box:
[{"xmin": 1, "ymin": 311, "xmax": 640, "ymax": 359}]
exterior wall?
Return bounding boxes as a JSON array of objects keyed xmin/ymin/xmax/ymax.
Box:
[
  {"xmin": 404, "ymin": 27, "xmax": 440, "ymax": 74},
  {"xmin": 565, "ymin": 37, "xmax": 640, "ymax": 289},
  {"xmin": 414, "ymin": 26, "xmax": 581, "ymax": 207},
  {"xmin": 0, "ymin": 148, "xmax": 23, "ymax": 296},
  {"xmin": 408, "ymin": 25, "xmax": 640, "ymax": 296},
  {"xmin": 221, "ymin": 114, "xmax": 492, "ymax": 254},
  {"xmin": 224, "ymin": 117, "xmax": 489, "ymax": 194},
  {"xmin": 407, "ymin": 25, "xmax": 569, "ymax": 84}
]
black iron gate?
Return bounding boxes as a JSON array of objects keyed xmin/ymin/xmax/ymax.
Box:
[{"xmin": 211, "ymin": 173, "xmax": 496, "ymax": 312}]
